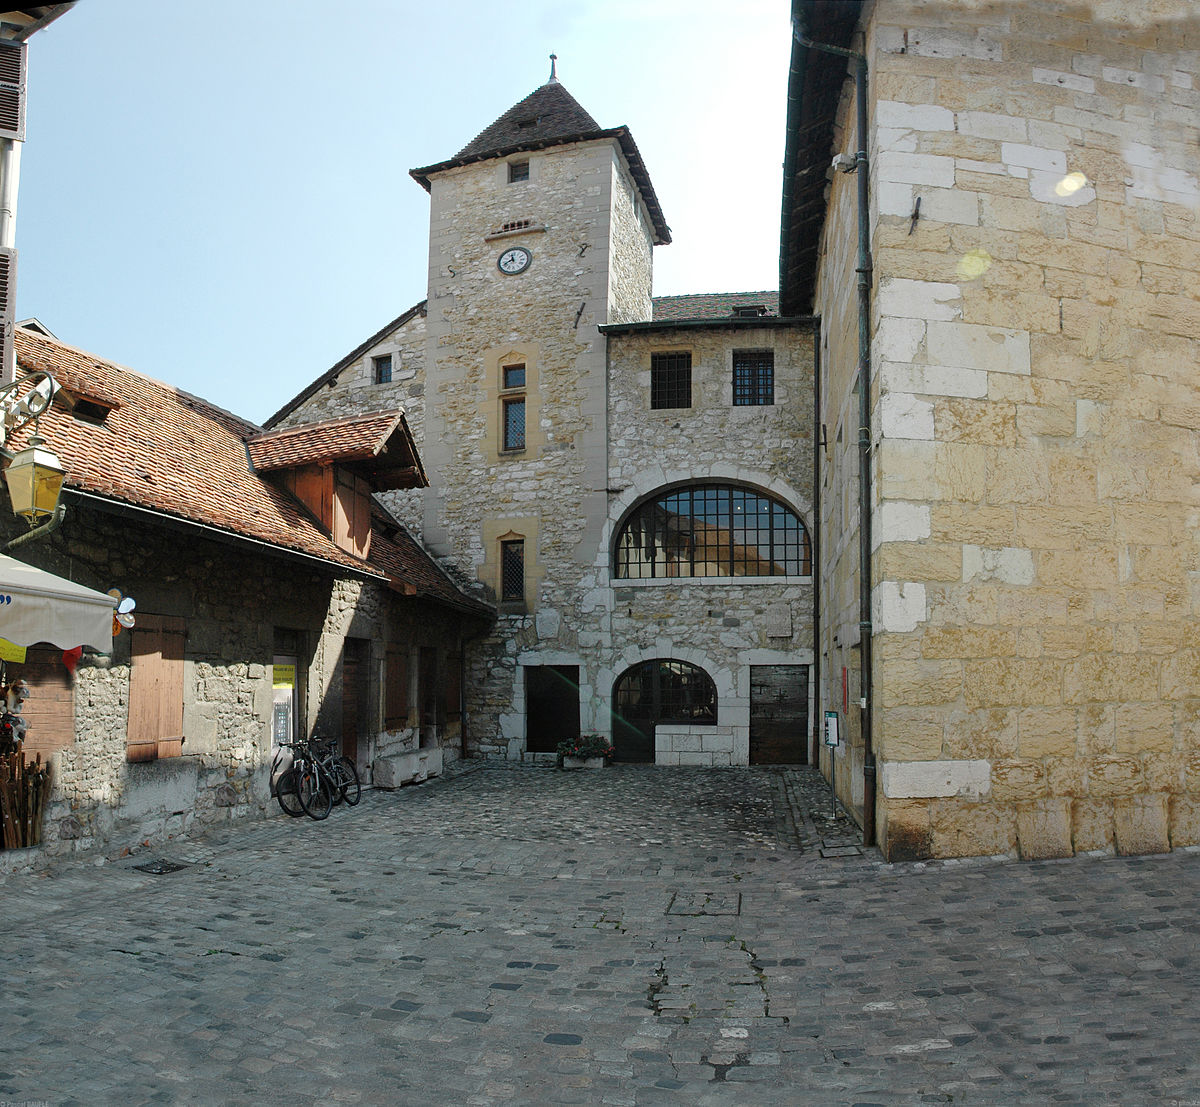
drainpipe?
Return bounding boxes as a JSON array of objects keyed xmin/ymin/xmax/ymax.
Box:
[
  {"xmin": 794, "ymin": 28, "xmax": 875, "ymax": 848},
  {"xmin": 0, "ymin": 137, "xmax": 19, "ymax": 250}
]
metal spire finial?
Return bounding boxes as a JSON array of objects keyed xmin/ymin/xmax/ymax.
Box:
[{"xmin": 549, "ymin": 53, "xmax": 558, "ymax": 82}]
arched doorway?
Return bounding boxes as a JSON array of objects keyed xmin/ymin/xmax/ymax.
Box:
[{"xmin": 611, "ymin": 659, "xmax": 718, "ymax": 762}]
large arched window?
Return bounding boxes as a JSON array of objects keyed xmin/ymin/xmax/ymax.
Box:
[
  {"xmin": 612, "ymin": 659, "xmax": 717, "ymax": 762},
  {"xmin": 614, "ymin": 484, "xmax": 810, "ymax": 579}
]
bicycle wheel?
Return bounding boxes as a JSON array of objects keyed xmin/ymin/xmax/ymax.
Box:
[
  {"xmin": 296, "ymin": 765, "xmax": 333, "ymax": 821},
  {"xmin": 336, "ymin": 756, "xmax": 361, "ymax": 806},
  {"xmin": 275, "ymin": 768, "xmax": 305, "ymax": 818}
]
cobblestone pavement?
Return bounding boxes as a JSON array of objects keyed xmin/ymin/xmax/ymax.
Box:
[{"xmin": 3, "ymin": 763, "xmax": 1200, "ymax": 1105}]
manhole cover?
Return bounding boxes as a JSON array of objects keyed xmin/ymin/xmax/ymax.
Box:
[
  {"xmin": 666, "ymin": 890, "xmax": 741, "ymax": 916},
  {"xmin": 132, "ymin": 858, "xmax": 189, "ymax": 875},
  {"xmin": 819, "ymin": 845, "xmax": 863, "ymax": 858}
]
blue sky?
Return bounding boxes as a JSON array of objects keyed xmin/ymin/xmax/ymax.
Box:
[{"xmin": 16, "ymin": 0, "xmax": 790, "ymax": 424}]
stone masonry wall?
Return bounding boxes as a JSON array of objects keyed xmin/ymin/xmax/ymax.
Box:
[{"xmin": 819, "ymin": 0, "xmax": 1200, "ymax": 859}]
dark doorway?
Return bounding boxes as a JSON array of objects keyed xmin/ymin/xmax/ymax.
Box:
[
  {"xmin": 341, "ymin": 638, "xmax": 369, "ymax": 762},
  {"xmin": 749, "ymin": 665, "xmax": 809, "ymax": 764},
  {"xmin": 612, "ymin": 659, "xmax": 717, "ymax": 763},
  {"xmin": 525, "ymin": 665, "xmax": 580, "ymax": 753}
]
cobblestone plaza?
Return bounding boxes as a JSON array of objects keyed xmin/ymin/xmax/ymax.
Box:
[{"xmin": 2, "ymin": 764, "xmax": 1199, "ymax": 1104}]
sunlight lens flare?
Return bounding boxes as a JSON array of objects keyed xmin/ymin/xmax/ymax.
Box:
[
  {"xmin": 956, "ymin": 249, "xmax": 992, "ymax": 280},
  {"xmin": 1055, "ymin": 171, "xmax": 1089, "ymax": 197}
]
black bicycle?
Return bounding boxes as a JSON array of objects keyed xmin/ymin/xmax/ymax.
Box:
[
  {"xmin": 273, "ymin": 737, "xmax": 333, "ymax": 820},
  {"xmin": 311, "ymin": 735, "xmax": 361, "ymax": 807}
]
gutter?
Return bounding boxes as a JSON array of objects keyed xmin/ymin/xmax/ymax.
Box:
[
  {"xmin": 600, "ymin": 314, "xmax": 816, "ymax": 336},
  {"xmin": 65, "ymin": 488, "xmax": 387, "ymax": 582}
]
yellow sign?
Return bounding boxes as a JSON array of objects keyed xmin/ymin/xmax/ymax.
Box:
[
  {"xmin": 272, "ymin": 663, "xmax": 295, "ymax": 689},
  {"xmin": 0, "ymin": 638, "xmax": 27, "ymax": 663}
]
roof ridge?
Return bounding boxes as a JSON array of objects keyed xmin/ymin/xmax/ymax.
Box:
[{"xmin": 15, "ymin": 327, "xmax": 263, "ymax": 436}]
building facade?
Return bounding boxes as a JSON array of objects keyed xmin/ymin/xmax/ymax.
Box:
[
  {"xmin": 270, "ymin": 76, "xmax": 819, "ymax": 767},
  {"xmin": 785, "ymin": 0, "xmax": 1200, "ymax": 858}
]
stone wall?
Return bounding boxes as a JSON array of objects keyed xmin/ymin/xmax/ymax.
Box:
[
  {"xmin": 0, "ymin": 501, "xmax": 470, "ymax": 871},
  {"xmin": 815, "ymin": 0, "xmax": 1200, "ymax": 859}
]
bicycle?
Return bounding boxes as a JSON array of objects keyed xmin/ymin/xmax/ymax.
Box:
[
  {"xmin": 273, "ymin": 737, "xmax": 333, "ymax": 821},
  {"xmin": 310, "ymin": 735, "xmax": 361, "ymax": 808}
]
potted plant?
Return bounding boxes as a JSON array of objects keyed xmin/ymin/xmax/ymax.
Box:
[{"xmin": 556, "ymin": 733, "xmax": 615, "ymax": 769}]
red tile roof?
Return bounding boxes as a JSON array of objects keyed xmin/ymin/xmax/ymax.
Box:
[
  {"xmin": 248, "ymin": 411, "xmax": 428, "ymax": 490},
  {"xmin": 10, "ymin": 328, "xmax": 491, "ymax": 618}
]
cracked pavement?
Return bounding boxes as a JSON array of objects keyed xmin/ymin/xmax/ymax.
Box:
[{"xmin": 2, "ymin": 762, "xmax": 1200, "ymax": 1104}]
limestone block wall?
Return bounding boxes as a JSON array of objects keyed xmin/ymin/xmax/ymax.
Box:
[{"xmin": 817, "ymin": 0, "xmax": 1200, "ymax": 859}]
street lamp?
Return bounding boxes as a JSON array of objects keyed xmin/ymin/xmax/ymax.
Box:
[{"xmin": 0, "ymin": 370, "xmax": 67, "ymax": 542}]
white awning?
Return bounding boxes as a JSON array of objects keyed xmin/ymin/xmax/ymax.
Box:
[{"xmin": 0, "ymin": 554, "xmax": 114, "ymax": 652}]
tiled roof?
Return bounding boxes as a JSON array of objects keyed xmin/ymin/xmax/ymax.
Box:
[
  {"xmin": 9, "ymin": 329, "xmax": 490, "ymax": 617},
  {"xmin": 453, "ymin": 80, "xmax": 600, "ymax": 160},
  {"xmin": 369, "ymin": 505, "xmax": 492, "ymax": 617},
  {"xmin": 248, "ymin": 411, "xmax": 428, "ymax": 490},
  {"xmin": 652, "ymin": 291, "xmax": 780, "ymax": 321},
  {"xmin": 409, "ymin": 82, "xmax": 671, "ymax": 246}
]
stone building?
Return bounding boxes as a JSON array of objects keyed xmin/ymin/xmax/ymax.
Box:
[
  {"xmin": 784, "ymin": 0, "xmax": 1200, "ymax": 858},
  {"xmin": 269, "ymin": 74, "xmax": 818, "ymax": 767},
  {"xmin": 0, "ymin": 326, "xmax": 490, "ymax": 866}
]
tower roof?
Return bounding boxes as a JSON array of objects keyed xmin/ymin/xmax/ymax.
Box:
[
  {"xmin": 409, "ymin": 76, "xmax": 671, "ymax": 245},
  {"xmin": 454, "ymin": 79, "xmax": 600, "ymax": 160}
]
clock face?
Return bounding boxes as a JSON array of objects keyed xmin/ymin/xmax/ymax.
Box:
[{"xmin": 497, "ymin": 246, "xmax": 532, "ymax": 275}]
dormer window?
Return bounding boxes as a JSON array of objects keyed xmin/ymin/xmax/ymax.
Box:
[
  {"xmin": 516, "ymin": 117, "xmax": 539, "ymax": 130},
  {"xmin": 732, "ymin": 305, "xmax": 769, "ymax": 318},
  {"xmin": 508, "ymin": 160, "xmax": 529, "ymax": 183},
  {"xmin": 71, "ymin": 397, "xmax": 115, "ymax": 425}
]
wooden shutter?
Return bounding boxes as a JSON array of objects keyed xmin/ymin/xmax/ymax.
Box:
[
  {"xmin": 0, "ymin": 246, "xmax": 16, "ymax": 383},
  {"xmin": 333, "ymin": 470, "xmax": 372, "ymax": 558},
  {"xmin": 0, "ymin": 41, "xmax": 26, "ymax": 141},
  {"xmin": 127, "ymin": 615, "xmax": 186, "ymax": 762},
  {"xmin": 384, "ymin": 645, "xmax": 407, "ymax": 728},
  {"xmin": 8, "ymin": 646, "xmax": 74, "ymax": 758}
]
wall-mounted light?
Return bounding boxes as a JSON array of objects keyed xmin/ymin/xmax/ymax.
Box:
[{"xmin": 0, "ymin": 371, "xmax": 67, "ymax": 546}]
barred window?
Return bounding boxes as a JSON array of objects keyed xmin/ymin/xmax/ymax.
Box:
[
  {"xmin": 733, "ymin": 349, "xmax": 773, "ymax": 406},
  {"xmin": 501, "ymin": 540, "xmax": 525, "ymax": 602},
  {"xmin": 503, "ymin": 397, "xmax": 526, "ymax": 450},
  {"xmin": 614, "ymin": 484, "xmax": 810, "ymax": 579},
  {"xmin": 509, "ymin": 160, "xmax": 529, "ymax": 182},
  {"xmin": 614, "ymin": 659, "xmax": 717, "ymax": 725},
  {"xmin": 650, "ymin": 352, "xmax": 691, "ymax": 409}
]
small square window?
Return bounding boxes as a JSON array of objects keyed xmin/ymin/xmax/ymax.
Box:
[
  {"xmin": 509, "ymin": 161, "xmax": 529, "ymax": 183},
  {"xmin": 733, "ymin": 350, "xmax": 774, "ymax": 406},
  {"xmin": 503, "ymin": 396, "xmax": 526, "ymax": 451},
  {"xmin": 501, "ymin": 540, "xmax": 525, "ymax": 602},
  {"xmin": 651, "ymin": 352, "xmax": 692, "ymax": 410},
  {"xmin": 503, "ymin": 363, "xmax": 526, "ymax": 389},
  {"xmin": 373, "ymin": 354, "xmax": 393, "ymax": 385}
]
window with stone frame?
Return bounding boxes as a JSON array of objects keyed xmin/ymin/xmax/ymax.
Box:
[
  {"xmin": 500, "ymin": 362, "xmax": 526, "ymax": 451},
  {"xmin": 732, "ymin": 349, "xmax": 774, "ymax": 406},
  {"xmin": 500, "ymin": 539, "xmax": 525, "ymax": 603},
  {"xmin": 650, "ymin": 351, "xmax": 692, "ymax": 409},
  {"xmin": 373, "ymin": 354, "xmax": 393, "ymax": 385},
  {"xmin": 508, "ymin": 160, "xmax": 529, "ymax": 183}
]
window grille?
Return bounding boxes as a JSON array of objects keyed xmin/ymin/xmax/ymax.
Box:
[
  {"xmin": 373, "ymin": 354, "xmax": 393, "ymax": 384},
  {"xmin": 509, "ymin": 161, "xmax": 529, "ymax": 182},
  {"xmin": 650, "ymin": 351, "xmax": 691, "ymax": 409},
  {"xmin": 503, "ymin": 363, "xmax": 526, "ymax": 389},
  {"xmin": 614, "ymin": 483, "xmax": 810, "ymax": 579},
  {"xmin": 500, "ymin": 219, "xmax": 532, "ymax": 233},
  {"xmin": 732, "ymin": 349, "xmax": 774, "ymax": 406},
  {"xmin": 501, "ymin": 540, "xmax": 525, "ymax": 602},
  {"xmin": 503, "ymin": 397, "xmax": 526, "ymax": 450}
]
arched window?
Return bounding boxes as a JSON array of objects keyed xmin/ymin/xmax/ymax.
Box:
[
  {"xmin": 612, "ymin": 659, "xmax": 717, "ymax": 762},
  {"xmin": 614, "ymin": 484, "xmax": 810, "ymax": 579}
]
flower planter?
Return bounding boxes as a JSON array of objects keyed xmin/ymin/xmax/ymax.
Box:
[{"xmin": 561, "ymin": 755, "xmax": 607, "ymax": 770}]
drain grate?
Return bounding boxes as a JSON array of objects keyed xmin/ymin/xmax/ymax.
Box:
[
  {"xmin": 666, "ymin": 890, "xmax": 741, "ymax": 917},
  {"xmin": 132, "ymin": 858, "xmax": 189, "ymax": 875}
]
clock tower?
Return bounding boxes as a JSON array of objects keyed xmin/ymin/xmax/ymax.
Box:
[{"xmin": 406, "ymin": 64, "xmax": 670, "ymax": 750}]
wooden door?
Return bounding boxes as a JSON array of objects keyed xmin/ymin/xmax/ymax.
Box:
[
  {"xmin": 749, "ymin": 665, "xmax": 809, "ymax": 764},
  {"xmin": 525, "ymin": 665, "xmax": 579, "ymax": 753}
]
